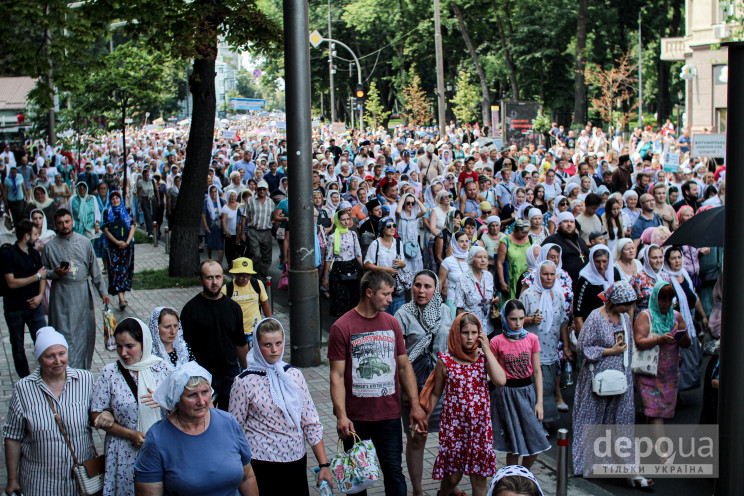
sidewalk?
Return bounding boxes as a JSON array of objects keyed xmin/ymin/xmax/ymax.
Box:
[{"xmin": 0, "ymin": 237, "xmax": 603, "ymax": 495}]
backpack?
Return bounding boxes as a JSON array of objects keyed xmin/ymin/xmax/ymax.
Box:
[
  {"xmin": 0, "ymin": 243, "xmax": 21, "ymax": 298},
  {"xmin": 226, "ymin": 278, "xmax": 262, "ymax": 298}
]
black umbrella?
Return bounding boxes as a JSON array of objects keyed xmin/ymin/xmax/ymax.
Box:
[{"xmin": 663, "ymin": 206, "xmax": 724, "ymax": 248}]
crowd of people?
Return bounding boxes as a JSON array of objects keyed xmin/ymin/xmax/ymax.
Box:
[{"xmin": 0, "ymin": 114, "xmax": 724, "ymax": 495}]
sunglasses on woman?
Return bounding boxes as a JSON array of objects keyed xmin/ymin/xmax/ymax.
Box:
[
  {"xmin": 405, "ymin": 202, "xmax": 414, "ymax": 206},
  {"xmin": 385, "ymin": 223, "xmax": 396, "ymax": 229}
]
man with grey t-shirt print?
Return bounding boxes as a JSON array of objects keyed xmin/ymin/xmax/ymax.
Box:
[{"xmin": 328, "ymin": 270, "xmax": 426, "ymax": 496}]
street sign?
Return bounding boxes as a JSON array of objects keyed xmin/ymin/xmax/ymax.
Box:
[
  {"xmin": 692, "ymin": 133, "xmax": 726, "ymax": 158},
  {"xmin": 663, "ymin": 151, "xmax": 680, "ymax": 173},
  {"xmin": 309, "ymin": 30, "xmax": 323, "ymax": 48},
  {"xmin": 229, "ymin": 98, "xmax": 266, "ymax": 111},
  {"xmin": 222, "ymin": 130, "xmax": 236, "ymax": 140},
  {"xmin": 332, "ymin": 122, "xmax": 346, "ymax": 134},
  {"xmin": 124, "ymin": 118, "xmax": 133, "ymax": 124},
  {"xmin": 253, "ymin": 68, "xmax": 262, "ymax": 79}
]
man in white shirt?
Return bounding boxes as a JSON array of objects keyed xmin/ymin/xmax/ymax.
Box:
[
  {"xmin": 396, "ymin": 150, "xmax": 418, "ymax": 175},
  {"xmin": 1, "ymin": 144, "xmax": 16, "ymax": 169},
  {"xmin": 575, "ymin": 193, "xmax": 604, "ymax": 243}
]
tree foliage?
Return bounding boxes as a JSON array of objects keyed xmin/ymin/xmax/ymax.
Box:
[
  {"xmin": 364, "ymin": 81, "xmax": 390, "ymax": 128},
  {"xmin": 402, "ymin": 67, "xmax": 432, "ymax": 126},
  {"xmin": 62, "ymin": 41, "xmax": 186, "ymax": 133},
  {"xmin": 585, "ymin": 52, "xmax": 637, "ymax": 124},
  {"xmin": 451, "ymin": 69, "xmax": 480, "ymax": 125}
]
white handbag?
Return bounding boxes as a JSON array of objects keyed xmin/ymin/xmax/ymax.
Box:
[
  {"xmin": 589, "ymin": 314, "xmax": 629, "ymax": 396},
  {"xmin": 631, "ymin": 311, "xmax": 659, "ymax": 376},
  {"xmin": 590, "ymin": 365, "xmax": 628, "ymax": 396}
]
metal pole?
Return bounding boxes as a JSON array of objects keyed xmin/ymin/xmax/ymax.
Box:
[
  {"xmin": 328, "ymin": 0, "xmax": 336, "ymax": 123},
  {"xmin": 284, "ymin": 0, "xmax": 321, "ymax": 367},
  {"xmin": 434, "ymin": 0, "xmax": 446, "ymax": 140},
  {"xmin": 556, "ymin": 428, "xmax": 569, "ymax": 496},
  {"xmin": 122, "ymin": 99, "xmax": 128, "ymax": 200},
  {"xmin": 44, "ymin": 5, "xmax": 55, "ymax": 148},
  {"xmin": 153, "ymin": 221, "xmax": 158, "ymax": 247},
  {"xmin": 164, "ymin": 227, "xmax": 170, "ymax": 254},
  {"xmin": 266, "ymin": 275, "xmax": 273, "ymax": 314},
  {"xmin": 638, "ymin": 11, "xmax": 642, "ymax": 128},
  {"xmin": 719, "ymin": 39, "xmax": 744, "ymax": 496}
]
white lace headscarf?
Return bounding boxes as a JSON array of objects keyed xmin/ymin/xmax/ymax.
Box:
[{"xmin": 148, "ymin": 306, "xmax": 190, "ymax": 367}]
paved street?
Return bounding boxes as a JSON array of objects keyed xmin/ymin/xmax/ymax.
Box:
[{"xmin": 0, "ymin": 234, "xmax": 693, "ymax": 495}]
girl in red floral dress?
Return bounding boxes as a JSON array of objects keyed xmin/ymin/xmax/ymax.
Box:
[{"xmin": 420, "ymin": 312, "xmax": 506, "ymax": 496}]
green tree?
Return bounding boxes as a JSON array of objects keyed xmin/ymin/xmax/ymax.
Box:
[
  {"xmin": 402, "ymin": 67, "xmax": 432, "ymax": 126},
  {"xmin": 63, "ymin": 41, "xmax": 184, "ymax": 131},
  {"xmin": 451, "ymin": 70, "xmax": 480, "ymax": 124},
  {"xmin": 1, "ymin": 1, "xmax": 111, "ymax": 144},
  {"xmin": 364, "ymin": 81, "xmax": 391, "ymax": 128},
  {"xmin": 89, "ymin": 0, "xmax": 282, "ymax": 276}
]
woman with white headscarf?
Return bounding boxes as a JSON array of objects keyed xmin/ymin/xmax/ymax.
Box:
[
  {"xmin": 229, "ymin": 318, "xmax": 332, "ymax": 495},
  {"xmin": 4, "ymin": 327, "xmax": 111, "ymax": 496},
  {"xmin": 397, "ymin": 192, "xmax": 428, "ymax": 274},
  {"xmin": 135, "ymin": 362, "xmax": 259, "ymax": 496},
  {"xmin": 574, "ymin": 245, "xmax": 622, "ymax": 334},
  {"xmin": 613, "ymin": 238, "xmax": 643, "ymax": 282},
  {"xmin": 546, "ymin": 195, "xmax": 569, "ymax": 235},
  {"xmin": 148, "ymin": 306, "xmax": 195, "ymax": 368},
  {"xmin": 629, "ymin": 244, "xmax": 667, "ymax": 313},
  {"xmin": 455, "ymin": 246, "xmax": 498, "ymax": 335},
  {"xmin": 201, "ymin": 184, "xmax": 226, "ymax": 263},
  {"xmin": 620, "ymin": 190, "xmax": 640, "ymax": 237},
  {"xmin": 519, "ymin": 261, "xmax": 569, "ymax": 425},
  {"xmin": 662, "ymin": 246, "xmax": 705, "ymax": 391},
  {"xmin": 439, "ymin": 230, "xmax": 471, "ymax": 315},
  {"xmin": 29, "ymin": 207, "xmax": 55, "ymax": 251},
  {"xmin": 527, "ymin": 207, "xmax": 548, "ymax": 244},
  {"xmin": 394, "ymin": 270, "xmax": 454, "ymax": 496},
  {"xmin": 322, "ymin": 189, "xmax": 341, "ymax": 219},
  {"xmin": 91, "ymin": 317, "xmax": 172, "ymax": 496}
]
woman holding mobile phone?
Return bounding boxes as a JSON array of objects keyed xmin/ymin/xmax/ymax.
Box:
[{"xmin": 633, "ymin": 282, "xmax": 689, "ymax": 428}]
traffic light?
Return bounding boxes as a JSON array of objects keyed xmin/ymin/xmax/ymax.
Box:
[{"xmin": 356, "ymin": 84, "xmax": 365, "ymax": 101}]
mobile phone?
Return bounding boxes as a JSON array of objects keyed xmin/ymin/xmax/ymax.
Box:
[
  {"xmin": 60, "ymin": 261, "xmax": 70, "ymax": 270},
  {"xmin": 614, "ymin": 331, "xmax": 625, "ymax": 346},
  {"xmin": 674, "ymin": 331, "xmax": 686, "ymax": 341}
]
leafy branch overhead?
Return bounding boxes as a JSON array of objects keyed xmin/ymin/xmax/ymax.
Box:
[{"xmin": 89, "ymin": 0, "xmax": 283, "ymax": 60}]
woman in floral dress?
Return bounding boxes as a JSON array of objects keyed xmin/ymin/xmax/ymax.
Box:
[
  {"xmin": 419, "ymin": 313, "xmax": 506, "ymax": 496},
  {"xmin": 91, "ymin": 318, "xmax": 172, "ymax": 496},
  {"xmin": 572, "ymin": 281, "xmax": 652, "ymax": 488}
]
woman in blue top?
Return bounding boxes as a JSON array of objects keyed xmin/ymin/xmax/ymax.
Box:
[{"xmin": 134, "ymin": 361, "xmax": 258, "ymax": 496}]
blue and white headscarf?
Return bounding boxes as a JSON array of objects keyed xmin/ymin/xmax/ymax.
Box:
[{"xmin": 487, "ymin": 465, "xmax": 544, "ymax": 496}]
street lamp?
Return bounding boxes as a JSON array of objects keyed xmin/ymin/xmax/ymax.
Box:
[{"xmin": 446, "ymin": 81, "xmax": 453, "ymax": 93}]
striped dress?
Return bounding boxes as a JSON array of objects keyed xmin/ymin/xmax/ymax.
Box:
[{"xmin": 3, "ymin": 367, "xmax": 96, "ymax": 496}]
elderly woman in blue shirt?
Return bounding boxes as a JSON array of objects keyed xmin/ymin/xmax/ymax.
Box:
[{"xmin": 134, "ymin": 362, "xmax": 258, "ymax": 496}]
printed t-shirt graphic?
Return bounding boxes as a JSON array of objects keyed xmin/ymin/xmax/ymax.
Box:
[{"xmin": 350, "ymin": 330, "xmax": 397, "ymax": 398}]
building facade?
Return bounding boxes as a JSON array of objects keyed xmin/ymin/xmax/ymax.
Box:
[
  {"xmin": 0, "ymin": 77, "xmax": 34, "ymax": 143},
  {"xmin": 661, "ymin": 0, "xmax": 739, "ymax": 133},
  {"xmin": 216, "ymin": 41, "xmax": 241, "ymax": 111}
]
